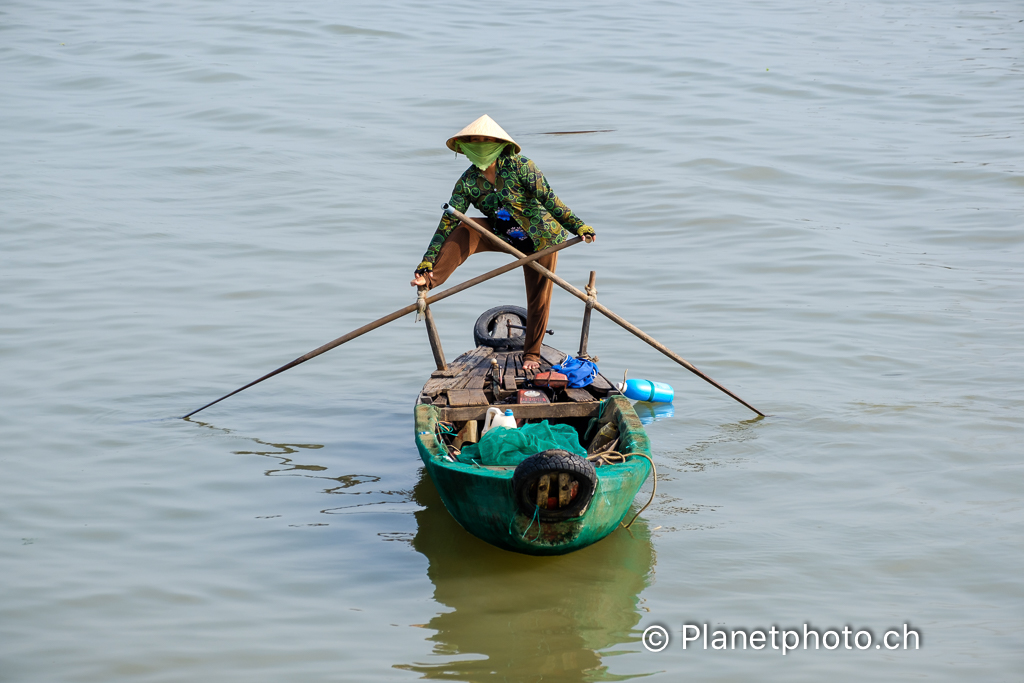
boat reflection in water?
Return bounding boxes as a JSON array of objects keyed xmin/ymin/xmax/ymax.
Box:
[
  {"xmin": 632, "ymin": 401, "xmax": 675, "ymax": 425},
  {"xmin": 397, "ymin": 470, "xmax": 657, "ymax": 682}
]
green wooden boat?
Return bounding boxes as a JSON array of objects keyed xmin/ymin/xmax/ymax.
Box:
[{"xmin": 414, "ymin": 316, "xmax": 654, "ymax": 556}]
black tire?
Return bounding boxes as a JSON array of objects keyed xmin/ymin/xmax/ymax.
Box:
[
  {"xmin": 512, "ymin": 449, "xmax": 598, "ymax": 521},
  {"xmin": 473, "ymin": 305, "xmax": 528, "ymax": 349}
]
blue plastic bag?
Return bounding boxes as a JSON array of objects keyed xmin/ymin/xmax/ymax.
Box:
[{"xmin": 551, "ymin": 356, "xmax": 599, "ymax": 388}]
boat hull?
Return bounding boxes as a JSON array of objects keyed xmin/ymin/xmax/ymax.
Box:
[{"xmin": 414, "ymin": 395, "xmax": 652, "ymax": 555}]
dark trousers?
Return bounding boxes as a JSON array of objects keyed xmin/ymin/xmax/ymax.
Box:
[{"xmin": 425, "ymin": 221, "xmax": 556, "ymax": 363}]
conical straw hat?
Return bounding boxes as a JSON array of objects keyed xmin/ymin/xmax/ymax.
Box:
[{"xmin": 446, "ymin": 114, "xmax": 521, "ymax": 154}]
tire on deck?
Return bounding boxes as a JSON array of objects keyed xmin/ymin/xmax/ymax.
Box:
[
  {"xmin": 512, "ymin": 449, "xmax": 598, "ymax": 521},
  {"xmin": 473, "ymin": 305, "xmax": 528, "ymax": 350}
]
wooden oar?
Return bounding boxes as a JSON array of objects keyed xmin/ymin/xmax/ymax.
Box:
[
  {"xmin": 443, "ymin": 205, "xmax": 765, "ymax": 417},
  {"xmin": 182, "ymin": 236, "xmax": 582, "ymax": 419}
]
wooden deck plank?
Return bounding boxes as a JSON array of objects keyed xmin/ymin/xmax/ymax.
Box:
[
  {"xmin": 564, "ymin": 387, "xmax": 597, "ymax": 402},
  {"xmin": 502, "ymin": 353, "xmax": 518, "ymax": 391},
  {"xmin": 446, "ymin": 388, "xmax": 489, "ymax": 406},
  {"xmin": 437, "ymin": 401, "xmax": 601, "ymax": 422},
  {"xmin": 454, "ymin": 353, "xmax": 494, "ymax": 390},
  {"xmin": 539, "ymin": 345, "xmax": 566, "ymax": 367},
  {"xmin": 421, "ymin": 349, "xmax": 477, "ymax": 395},
  {"xmin": 591, "ymin": 372, "xmax": 618, "ymax": 394},
  {"xmin": 422, "ymin": 346, "xmax": 493, "ymax": 396}
]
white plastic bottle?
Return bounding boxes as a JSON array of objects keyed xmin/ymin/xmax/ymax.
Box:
[{"xmin": 482, "ymin": 407, "xmax": 517, "ymax": 434}]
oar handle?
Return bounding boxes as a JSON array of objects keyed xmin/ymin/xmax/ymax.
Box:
[{"xmin": 443, "ymin": 205, "xmax": 765, "ymax": 417}]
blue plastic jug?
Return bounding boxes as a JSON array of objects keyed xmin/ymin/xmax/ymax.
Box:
[{"xmin": 618, "ymin": 378, "xmax": 674, "ymax": 403}]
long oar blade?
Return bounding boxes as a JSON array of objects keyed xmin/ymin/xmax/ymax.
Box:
[
  {"xmin": 182, "ymin": 236, "xmax": 582, "ymax": 419},
  {"xmin": 444, "ymin": 206, "xmax": 765, "ymax": 417}
]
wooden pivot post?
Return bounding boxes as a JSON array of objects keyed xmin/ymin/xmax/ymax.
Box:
[
  {"xmin": 443, "ymin": 204, "xmax": 766, "ymax": 417},
  {"xmin": 577, "ymin": 270, "xmax": 597, "ymax": 359},
  {"xmin": 423, "ymin": 306, "xmax": 448, "ymax": 374},
  {"xmin": 489, "ymin": 358, "xmax": 502, "ymax": 396},
  {"xmin": 418, "ymin": 287, "xmax": 449, "ymax": 374}
]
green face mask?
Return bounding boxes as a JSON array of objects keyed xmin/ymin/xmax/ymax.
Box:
[{"xmin": 458, "ymin": 141, "xmax": 508, "ymax": 170}]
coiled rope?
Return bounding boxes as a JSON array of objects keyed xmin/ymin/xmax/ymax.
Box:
[{"xmin": 585, "ymin": 450, "xmax": 657, "ymax": 530}]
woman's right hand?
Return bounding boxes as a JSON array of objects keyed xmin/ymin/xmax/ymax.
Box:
[{"xmin": 411, "ymin": 261, "xmax": 433, "ymax": 286}]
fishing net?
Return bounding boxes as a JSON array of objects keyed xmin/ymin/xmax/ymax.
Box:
[{"xmin": 458, "ymin": 421, "xmax": 586, "ymax": 466}]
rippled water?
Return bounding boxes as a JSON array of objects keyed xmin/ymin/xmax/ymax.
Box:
[{"xmin": 2, "ymin": 0, "xmax": 1022, "ymax": 680}]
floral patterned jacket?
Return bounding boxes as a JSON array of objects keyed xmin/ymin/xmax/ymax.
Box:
[{"xmin": 419, "ymin": 151, "xmax": 587, "ymax": 265}]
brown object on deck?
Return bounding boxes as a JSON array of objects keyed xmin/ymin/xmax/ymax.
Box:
[
  {"xmin": 444, "ymin": 205, "xmax": 765, "ymax": 417},
  {"xmin": 517, "ymin": 388, "xmax": 549, "ymax": 404},
  {"xmin": 532, "ymin": 371, "xmax": 567, "ymax": 390}
]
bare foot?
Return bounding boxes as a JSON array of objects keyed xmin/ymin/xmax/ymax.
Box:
[{"xmin": 523, "ymin": 360, "xmax": 540, "ymax": 371}]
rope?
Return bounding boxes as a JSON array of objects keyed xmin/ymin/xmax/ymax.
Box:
[
  {"xmin": 434, "ymin": 420, "xmax": 457, "ymax": 437},
  {"xmin": 586, "ymin": 438, "xmax": 620, "ymax": 465},
  {"xmin": 433, "ymin": 421, "xmax": 459, "ymax": 460},
  {"xmin": 415, "ymin": 288, "xmax": 427, "ymax": 322},
  {"xmin": 583, "ymin": 450, "xmax": 657, "ymax": 530},
  {"xmin": 511, "ymin": 504, "xmax": 542, "ymax": 540}
]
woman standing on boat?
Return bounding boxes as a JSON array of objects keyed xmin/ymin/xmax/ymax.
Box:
[{"xmin": 411, "ymin": 115, "xmax": 596, "ymax": 371}]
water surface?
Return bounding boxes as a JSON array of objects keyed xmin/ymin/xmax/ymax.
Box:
[{"xmin": 2, "ymin": 0, "xmax": 1022, "ymax": 680}]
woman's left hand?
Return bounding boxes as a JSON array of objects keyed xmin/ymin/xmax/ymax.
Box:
[{"xmin": 578, "ymin": 225, "xmax": 597, "ymax": 243}]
